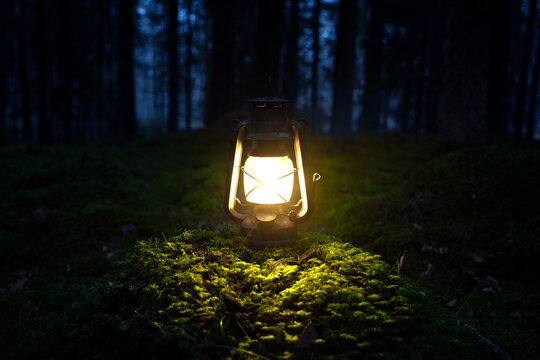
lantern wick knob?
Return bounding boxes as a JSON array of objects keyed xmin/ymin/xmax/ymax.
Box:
[{"xmin": 288, "ymin": 210, "xmax": 298, "ymax": 222}]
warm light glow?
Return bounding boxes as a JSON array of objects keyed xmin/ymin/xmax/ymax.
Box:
[{"xmin": 243, "ymin": 156, "xmax": 295, "ymax": 204}]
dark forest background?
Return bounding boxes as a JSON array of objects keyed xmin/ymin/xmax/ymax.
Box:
[
  {"xmin": 2, "ymin": 1, "xmax": 540, "ymax": 358},
  {"xmin": 1, "ymin": 0, "xmax": 539, "ymax": 143}
]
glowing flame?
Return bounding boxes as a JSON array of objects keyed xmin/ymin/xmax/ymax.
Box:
[{"xmin": 243, "ymin": 156, "xmax": 295, "ymax": 204}]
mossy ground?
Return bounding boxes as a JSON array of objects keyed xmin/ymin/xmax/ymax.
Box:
[{"xmin": 0, "ymin": 133, "xmax": 538, "ymax": 359}]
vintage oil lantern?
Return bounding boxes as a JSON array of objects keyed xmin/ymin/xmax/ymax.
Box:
[{"xmin": 224, "ymin": 97, "xmax": 320, "ymax": 247}]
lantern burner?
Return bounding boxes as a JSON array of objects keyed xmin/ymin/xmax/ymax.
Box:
[{"xmin": 239, "ymin": 207, "xmax": 298, "ymax": 248}]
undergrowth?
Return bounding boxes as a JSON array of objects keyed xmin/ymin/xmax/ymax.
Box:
[
  {"xmin": 1, "ymin": 133, "xmax": 538, "ymax": 359},
  {"xmin": 24, "ymin": 230, "xmax": 495, "ymax": 359}
]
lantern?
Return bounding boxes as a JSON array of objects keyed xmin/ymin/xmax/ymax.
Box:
[{"xmin": 224, "ymin": 97, "xmax": 321, "ymax": 247}]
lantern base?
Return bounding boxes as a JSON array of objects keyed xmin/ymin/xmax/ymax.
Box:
[{"xmin": 240, "ymin": 213, "xmax": 297, "ymax": 248}]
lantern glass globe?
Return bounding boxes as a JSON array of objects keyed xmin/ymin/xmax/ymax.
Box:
[{"xmin": 243, "ymin": 156, "xmax": 295, "ymax": 204}]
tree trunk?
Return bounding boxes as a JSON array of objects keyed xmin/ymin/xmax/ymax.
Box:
[
  {"xmin": 486, "ymin": 0, "xmax": 512, "ymax": 135},
  {"xmin": 253, "ymin": 0, "xmax": 285, "ymax": 97},
  {"xmin": 167, "ymin": 0, "xmax": 179, "ymax": 133},
  {"xmin": 399, "ymin": 87, "xmax": 414, "ymax": 132},
  {"xmin": 114, "ymin": 0, "xmax": 137, "ymax": 135},
  {"xmin": 79, "ymin": 3, "xmax": 89, "ymax": 139},
  {"xmin": 58, "ymin": 0, "xmax": 72, "ymax": 142},
  {"xmin": 117, "ymin": 0, "xmax": 136, "ymax": 136},
  {"xmin": 425, "ymin": 0, "xmax": 445, "ymax": 134},
  {"xmin": 37, "ymin": 0, "xmax": 51, "ymax": 142},
  {"xmin": 438, "ymin": 0, "xmax": 489, "ymax": 146},
  {"xmin": 283, "ymin": 1, "xmax": 300, "ymax": 104},
  {"xmin": 360, "ymin": 0, "xmax": 383, "ymax": 131},
  {"xmin": 331, "ymin": 0, "xmax": 358, "ymax": 136},
  {"xmin": 526, "ymin": 30, "xmax": 540, "ymax": 139},
  {"xmin": 18, "ymin": 0, "xmax": 31, "ymax": 140},
  {"xmin": 284, "ymin": 0, "xmax": 299, "ymax": 104},
  {"xmin": 311, "ymin": 0, "xmax": 321, "ymax": 117},
  {"xmin": 185, "ymin": 0, "xmax": 192, "ymax": 131},
  {"xmin": 514, "ymin": 0, "xmax": 536, "ymax": 136},
  {"xmin": 206, "ymin": 1, "xmax": 235, "ymax": 125},
  {"xmin": 96, "ymin": 0, "xmax": 105, "ymax": 139},
  {"xmin": 0, "ymin": 1, "xmax": 15, "ymax": 137},
  {"xmin": 414, "ymin": 8, "xmax": 429, "ymax": 132}
]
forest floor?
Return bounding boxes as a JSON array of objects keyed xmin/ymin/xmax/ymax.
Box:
[{"xmin": 0, "ymin": 132, "xmax": 539, "ymax": 359}]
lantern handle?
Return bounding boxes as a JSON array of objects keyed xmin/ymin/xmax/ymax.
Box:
[
  {"xmin": 288, "ymin": 122, "xmax": 320, "ymax": 223},
  {"xmin": 224, "ymin": 121, "xmax": 249, "ymax": 223}
]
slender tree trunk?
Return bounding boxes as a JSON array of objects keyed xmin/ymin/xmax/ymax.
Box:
[
  {"xmin": 414, "ymin": 8, "xmax": 429, "ymax": 132},
  {"xmin": 399, "ymin": 86, "xmax": 413, "ymax": 132},
  {"xmin": 311, "ymin": 0, "xmax": 321, "ymax": 115},
  {"xmin": 526, "ymin": 32, "xmax": 540, "ymax": 139},
  {"xmin": 331, "ymin": 0, "xmax": 358, "ymax": 136},
  {"xmin": 96, "ymin": 0, "xmax": 105, "ymax": 139},
  {"xmin": 425, "ymin": 0, "xmax": 444, "ymax": 134},
  {"xmin": 117, "ymin": 0, "xmax": 136, "ymax": 135},
  {"xmin": 37, "ymin": 0, "xmax": 50, "ymax": 142},
  {"xmin": 360, "ymin": 0, "xmax": 383, "ymax": 130},
  {"xmin": 152, "ymin": 44, "xmax": 159, "ymax": 121},
  {"xmin": 284, "ymin": 0, "xmax": 299, "ymax": 104},
  {"xmin": 253, "ymin": 0, "xmax": 285, "ymax": 96},
  {"xmin": 0, "ymin": 1, "xmax": 15, "ymax": 137},
  {"xmin": 487, "ymin": 0, "xmax": 512, "ymax": 135},
  {"xmin": 80, "ymin": 3, "xmax": 89, "ymax": 139},
  {"xmin": 167, "ymin": 0, "xmax": 179, "ymax": 133},
  {"xmin": 185, "ymin": 0, "xmax": 192, "ymax": 131},
  {"xmin": 206, "ymin": 1, "xmax": 235, "ymax": 125},
  {"xmin": 18, "ymin": 0, "xmax": 31, "ymax": 140},
  {"xmin": 58, "ymin": 0, "xmax": 72, "ymax": 142},
  {"xmin": 381, "ymin": 89, "xmax": 390, "ymax": 129},
  {"xmin": 514, "ymin": 0, "xmax": 536, "ymax": 136},
  {"xmin": 438, "ymin": 0, "xmax": 489, "ymax": 146}
]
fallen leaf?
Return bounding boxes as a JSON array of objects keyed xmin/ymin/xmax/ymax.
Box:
[
  {"xmin": 471, "ymin": 253, "xmax": 485, "ymax": 263},
  {"xmin": 423, "ymin": 263, "xmax": 434, "ymax": 276},
  {"xmin": 297, "ymin": 247, "xmax": 320, "ymax": 264},
  {"xmin": 396, "ymin": 251, "xmax": 407, "ymax": 274},
  {"xmin": 269, "ymin": 258, "xmax": 284, "ymax": 274},
  {"xmin": 507, "ymin": 311, "xmax": 521, "ymax": 320},
  {"xmin": 480, "ymin": 276, "xmax": 501, "ymax": 292},
  {"xmin": 23, "ymin": 300, "xmax": 39, "ymax": 313},
  {"xmin": 522, "ymin": 311, "xmax": 538, "ymax": 319},
  {"xmin": 204, "ymin": 253, "xmax": 222, "ymax": 263},
  {"xmin": 32, "ymin": 207, "xmax": 46, "ymax": 215},
  {"xmin": 421, "ymin": 245, "xmax": 448, "ymax": 254},
  {"xmin": 223, "ymin": 293, "xmax": 247, "ymax": 312},
  {"xmin": 122, "ymin": 224, "xmax": 135, "ymax": 236},
  {"xmin": 8, "ymin": 271, "xmax": 32, "ymax": 291},
  {"xmin": 445, "ymin": 298, "xmax": 457, "ymax": 307}
]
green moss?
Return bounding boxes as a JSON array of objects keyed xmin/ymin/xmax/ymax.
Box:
[{"xmin": 41, "ymin": 229, "xmax": 494, "ymax": 359}]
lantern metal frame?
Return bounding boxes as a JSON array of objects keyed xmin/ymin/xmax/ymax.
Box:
[{"xmin": 224, "ymin": 98, "xmax": 320, "ymax": 248}]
